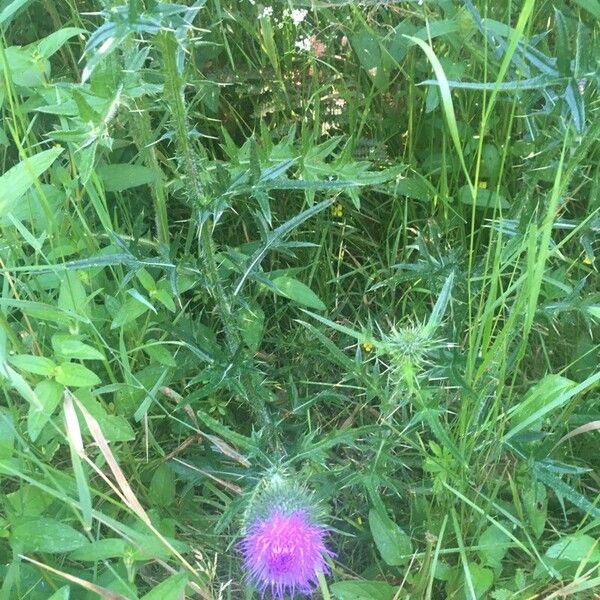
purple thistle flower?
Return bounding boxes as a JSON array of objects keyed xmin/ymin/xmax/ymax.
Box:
[{"xmin": 239, "ymin": 477, "xmax": 333, "ymax": 598}]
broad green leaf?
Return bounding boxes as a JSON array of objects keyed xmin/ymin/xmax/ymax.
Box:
[
  {"xmin": 6, "ymin": 484, "xmax": 54, "ymax": 516},
  {"xmin": 522, "ymin": 480, "xmax": 547, "ymax": 539},
  {"xmin": 98, "ymin": 163, "xmax": 161, "ymax": 192},
  {"xmin": 10, "ymin": 517, "xmax": 88, "ymax": 553},
  {"xmin": 111, "ymin": 296, "xmax": 149, "ymax": 329},
  {"xmin": 8, "ymin": 354, "xmax": 56, "ymax": 376},
  {"xmin": 545, "ymin": 534, "xmax": 600, "ymax": 562},
  {"xmin": 58, "ymin": 272, "xmax": 89, "ymax": 317},
  {"xmin": 149, "ymin": 464, "xmax": 176, "ymax": 507},
  {"xmin": 79, "ymin": 396, "xmax": 134, "ymax": 443},
  {"xmin": 153, "ymin": 288, "xmax": 176, "ymax": 312},
  {"xmin": 478, "ymin": 523, "xmax": 511, "ymax": 569},
  {"xmin": 47, "ymin": 586, "xmax": 70, "ymax": 600},
  {"xmin": 1, "ymin": 364, "xmax": 43, "ymax": 410},
  {"xmin": 0, "ymin": 409, "xmax": 15, "ymax": 459},
  {"xmin": 128, "ymin": 289, "xmax": 156, "ymax": 314},
  {"xmin": 0, "ymin": 0, "xmax": 35, "ymax": 25},
  {"xmin": 506, "ymin": 373, "xmax": 598, "ymax": 441},
  {"xmin": 394, "ymin": 175, "xmax": 435, "ymax": 201},
  {"xmin": 140, "ymin": 573, "xmax": 188, "ymax": 600},
  {"xmin": 0, "ymin": 147, "xmax": 63, "ymax": 215},
  {"xmin": 272, "ymin": 276, "xmax": 326, "ymax": 311},
  {"xmin": 468, "ymin": 563, "xmax": 494, "ymax": 599},
  {"xmin": 368, "ymin": 509, "xmax": 412, "ymax": 566},
  {"xmin": 143, "ymin": 341, "xmax": 177, "ymax": 367},
  {"xmin": 330, "ymin": 580, "xmax": 398, "ymax": 600},
  {"xmin": 458, "ymin": 184, "xmax": 510, "ymax": 210},
  {"xmin": 350, "ymin": 29, "xmax": 389, "ymax": 91},
  {"xmin": 0, "ymin": 298, "xmax": 84, "ymax": 325},
  {"xmin": 572, "ymin": 0, "xmax": 600, "ymax": 19},
  {"xmin": 239, "ymin": 302, "xmax": 265, "ymax": 352},
  {"xmin": 37, "ymin": 27, "xmax": 85, "ymax": 59},
  {"xmin": 136, "ymin": 268, "xmax": 156, "ymax": 292},
  {"xmin": 28, "ymin": 380, "xmax": 63, "ymax": 441},
  {"xmin": 2, "ymin": 45, "xmax": 49, "ymax": 87},
  {"xmin": 69, "ymin": 538, "xmax": 129, "ymax": 561},
  {"xmin": 52, "ymin": 335, "xmax": 105, "ymax": 361},
  {"xmin": 54, "ymin": 362, "xmax": 101, "ymax": 387},
  {"xmin": 553, "ymin": 9, "xmax": 571, "ymax": 76}
]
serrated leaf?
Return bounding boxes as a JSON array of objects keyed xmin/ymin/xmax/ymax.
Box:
[{"xmin": 533, "ymin": 462, "xmax": 600, "ymax": 519}]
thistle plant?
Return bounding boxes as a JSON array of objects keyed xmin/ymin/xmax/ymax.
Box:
[
  {"xmin": 381, "ymin": 321, "xmax": 446, "ymax": 394},
  {"xmin": 239, "ymin": 473, "xmax": 333, "ymax": 598}
]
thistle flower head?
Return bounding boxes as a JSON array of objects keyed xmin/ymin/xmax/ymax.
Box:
[
  {"xmin": 240, "ymin": 473, "xmax": 333, "ymax": 598},
  {"xmin": 383, "ymin": 322, "xmax": 439, "ymax": 369}
]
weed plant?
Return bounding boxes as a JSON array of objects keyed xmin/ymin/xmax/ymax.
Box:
[{"xmin": 0, "ymin": 0, "xmax": 599, "ymax": 598}]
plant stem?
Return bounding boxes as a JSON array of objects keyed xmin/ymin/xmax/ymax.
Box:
[
  {"xmin": 159, "ymin": 31, "xmax": 272, "ymax": 433},
  {"xmin": 317, "ymin": 570, "xmax": 332, "ymax": 600}
]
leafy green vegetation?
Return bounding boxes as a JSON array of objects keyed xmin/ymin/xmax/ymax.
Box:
[{"xmin": 0, "ymin": 0, "xmax": 599, "ymax": 597}]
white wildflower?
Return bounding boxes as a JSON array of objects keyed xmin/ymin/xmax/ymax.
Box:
[
  {"xmin": 295, "ymin": 36, "xmax": 311, "ymax": 52},
  {"xmin": 259, "ymin": 6, "xmax": 273, "ymax": 18},
  {"xmin": 290, "ymin": 8, "xmax": 307, "ymax": 26}
]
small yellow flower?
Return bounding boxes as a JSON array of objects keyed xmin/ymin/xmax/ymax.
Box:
[
  {"xmin": 583, "ymin": 255, "xmax": 594, "ymax": 265},
  {"xmin": 331, "ymin": 203, "xmax": 343, "ymax": 218},
  {"xmin": 362, "ymin": 341, "xmax": 373, "ymax": 353},
  {"xmin": 478, "ymin": 180, "xmax": 488, "ymax": 189}
]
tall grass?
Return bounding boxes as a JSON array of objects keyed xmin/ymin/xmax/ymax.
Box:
[{"xmin": 0, "ymin": 0, "xmax": 599, "ymax": 598}]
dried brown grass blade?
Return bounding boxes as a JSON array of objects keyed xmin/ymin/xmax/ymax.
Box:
[
  {"xmin": 66, "ymin": 390, "xmax": 212, "ymax": 598},
  {"xmin": 20, "ymin": 555, "xmax": 129, "ymax": 600},
  {"xmin": 68, "ymin": 390, "xmax": 151, "ymax": 524},
  {"xmin": 553, "ymin": 420, "xmax": 600, "ymax": 451}
]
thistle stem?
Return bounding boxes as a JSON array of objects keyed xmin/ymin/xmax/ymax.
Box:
[
  {"xmin": 159, "ymin": 31, "xmax": 272, "ymax": 434},
  {"xmin": 317, "ymin": 570, "xmax": 332, "ymax": 600}
]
